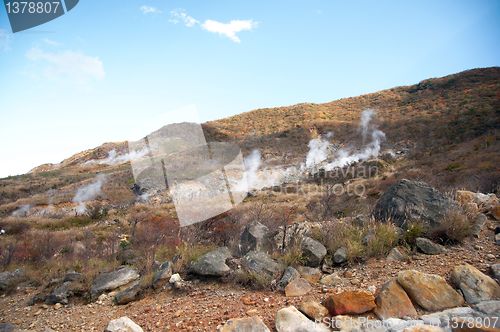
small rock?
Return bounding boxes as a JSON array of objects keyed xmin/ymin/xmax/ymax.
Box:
[
  {"xmin": 415, "ymin": 237, "xmax": 446, "ymax": 255},
  {"xmin": 91, "ymin": 266, "xmax": 140, "ymax": 300},
  {"xmin": 105, "ymin": 316, "xmax": 143, "ymax": 332},
  {"xmin": 298, "ymin": 301, "xmax": 329, "ymax": 321},
  {"xmin": 333, "ymin": 247, "xmax": 348, "ymax": 264},
  {"xmin": 296, "ymin": 266, "xmax": 322, "ymax": 283},
  {"xmin": 152, "ymin": 261, "xmax": 172, "ymax": 289},
  {"xmin": 301, "ymin": 237, "xmax": 327, "ymax": 267},
  {"xmin": 190, "ymin": 247, "xmax": 232, "ymax": 277},
  {"xmin": 169, "ymin": 274, "xmax": 182, "ymax": 284},
  {"xmin": 319, "ymin": 273, "xmax": 342, "ymax": 286},
  {"xmin": 324, "ymin": 290, "xmax": 376, "ymax": 315},
  {"xmin": 275, "ymin": 306, "xmax": 329, "ymax": 332},
  {"xmin": 284, "ymin": 278, "xmax": 312, "ymax": 297},
  {"xmin": 277, "ymin": 267, "xmax": 300, "ymax": 291},
  {"xmin": 387, "ymin": 247, "xmax": 408, "ymax": 261}
]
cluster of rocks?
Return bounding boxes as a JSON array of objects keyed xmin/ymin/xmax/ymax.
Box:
[{"xmin": 101, "ymin": 262, "xmax": 499, "ymax": 332}]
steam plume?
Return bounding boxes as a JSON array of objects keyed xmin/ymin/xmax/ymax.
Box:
[{"xmin": 72, "ymin": 174, "xmax": 107, "ymax": 214}]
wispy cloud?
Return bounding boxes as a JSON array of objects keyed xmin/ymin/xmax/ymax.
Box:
[
  {"xmin": 42, "ymin": 38, "xmax": 61, "ymax": 46},
  {"xmin": 169, "ymin": 9, "xmax": 257, "ymax": 43},
  {"xmin": 169, "ymin": 9, "xmax": 199, "ymax": 27},
  {"xmin": 26, "ymin": 47, "xmax": 105, "ymax": 83},
  {"xmin": 201, "ymin": 19, "xmax": 257, "ymax": 43},
  {"xmin": 140, "ymin": 5, "xmax": 162, "ymax": 14},
  {"xmin": 0, "ymin": 29, "xmax": 11, "ymax": 52}
]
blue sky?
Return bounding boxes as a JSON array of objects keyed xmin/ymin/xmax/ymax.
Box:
[{"xmin": 0, "ymin": 0, "xmax": 499, "ymax": 177}]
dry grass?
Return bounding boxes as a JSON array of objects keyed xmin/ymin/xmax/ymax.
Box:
[{"xmin": 429, "ymin": 210, "xmax": 472, "ymax": 244}]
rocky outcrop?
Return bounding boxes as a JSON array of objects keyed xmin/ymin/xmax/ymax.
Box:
[
  {"xmin": 189, "ymin": 247, "xmax": 232, "ymax": 277},
  {"xmin": 397, "ymin": 270, "xmax": 464, "ymax": 311},
  {"xmin": 450, "ymin": 264, "xmax": 500, "ymax": 304},
  {"xmin": 220, "ymin": 316, "xmax": 270, "ymax": 332},
  {"xmin": 324, "ymin": 290, "xmax": 376, "ymax": 315},
  {"xmin": 90, "ymin": 266, "xmax": 140, "ymax": 299},
  {"xmin": 276, "ymin": 267, "xmax": 300, "ymax": 291},
  {"xmin": 240, "ymin": 222, "xmax": 272, "ymax": 255},
  {"xmin": 284, "ymin": 278, "xmax": 312, "ymax": 297},
  {"xmin": 275, "ymin": 306, "xmax": 329, "ymax": 332},
  {"xmin": 415, "ymin": 237, "xmax": 446, "ymax": 255},
  {"xmin": 373, "ymin": 179, "xmax": 456, "ymax": 228},
  {"xmin": 374, "ymin": 279, "xmax": 418, "ymax": 319},
  {"xmin": 105, "ymin": 316, "xmax": 143, "ymax": 332},
  {"xmin": 300, "ymin": 236, "xmax": 327, "ymax": 267}
]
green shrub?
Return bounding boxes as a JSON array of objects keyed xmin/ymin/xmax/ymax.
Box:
[
  {"xmin": 365, "ymin": 222, "xmax": 399, "ymax": 257},
  {"xmin": 401, "ymin": 220, "xmax": 426, "ymax": 245}
]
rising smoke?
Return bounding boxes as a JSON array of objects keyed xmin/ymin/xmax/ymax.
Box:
[
  {"xmin": 85, "ymin": 148, "xmax": 148, "ymax": 166},
  {"xmin": 240, "ymin": 109, "xmax": 386, "ymax": 191},
  {"xmin": 72, "ymin": 174, "xmax": 107, "ymax": 214}
]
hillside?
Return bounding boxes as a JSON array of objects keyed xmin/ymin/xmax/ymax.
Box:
[{"xmin": 0, "ymin": 67, "xmax": 499, "ymax": 332}]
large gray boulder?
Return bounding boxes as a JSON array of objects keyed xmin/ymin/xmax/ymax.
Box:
[
  {"xmin": 0, "ymin": 269, "xmax": 26, "ymax": 293},
  {"xmin": 451, "ymin": 264, "xmax": 500, "ymax": 304},
  {"xmin": 300, "ymin": 236, "xmax": 327, "ymax": 267},
  {"xmin": 91, "ymin": 266, "xmax": 140, "ymax": 299},
  {"xmin": 240, "ymin": 221, "xmax": 272, "ymax": 255},
  {"xmin": 242, "ymin": 251, "xmax": 284, "ymax": 279},
  {"xmin": 190, "ymin": 247, "xmax": 232, "ymax": 277},
  {"xmin": 373, "ymin": 179, "xmax": 456, "ymax": 228}
]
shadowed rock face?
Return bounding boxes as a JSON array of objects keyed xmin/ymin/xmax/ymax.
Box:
[
  {"xmin": 373, "ymin": 179, "xmax": 456, "ymax": 228},
  {"xmin": 189, "ymin": 247, "xmax": 232, "ymax": 277},
  {"xmin": 90, "ymin": 266, "xmax": 140, "ymax": 299}
]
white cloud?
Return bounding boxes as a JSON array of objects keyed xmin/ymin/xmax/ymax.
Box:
[
  {"xmin": 26, "ymin": 47, "xmax": 105, "ymax": 83},
  {"xmin": 201, "ymin": 19, "xmax": 257, "ymax": 43},
  {"xmin": 0, "ymin": 29, "xmax": 11, "ymax": 52},
  {"xmin": 169, "ymin": 9, "xmax": 199, "ymax": 27},
  {"xmin": 42, "ymin": 38, "xmax": 61, "ymax": 46},
  {"xmin": 168, "ymin": 9, "xmax": 257, "ymax": 43},
  {"xmin": 140, "ymin": 5, "xmax": 162, "ymax": 14}
]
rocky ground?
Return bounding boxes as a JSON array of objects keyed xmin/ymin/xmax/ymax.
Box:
[{"xmin": 0, "ymin": 222, "xmax": 498, "ymax": 332}]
